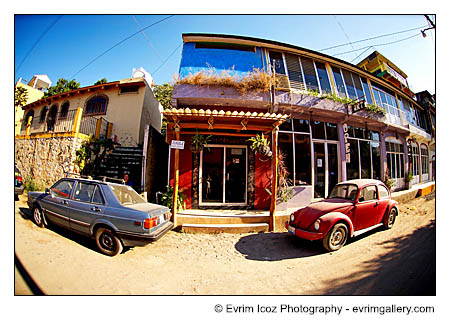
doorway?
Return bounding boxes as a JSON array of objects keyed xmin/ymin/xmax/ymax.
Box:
[
  {"xmin": 313, "ymin": 142, "xmax": 339, "ymax": 198},
  {"xmin": 199, "ymin": 145, "xmax": 247, "ymax": 206}
]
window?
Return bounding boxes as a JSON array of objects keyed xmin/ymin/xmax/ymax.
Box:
[
  {"xmin": 378, "ymin": 185, "xmax": 389, "ymax": 199},
  {"xmin": 421, "ymin": 145, "xmax": 429, "ymax": 174},
  {"xmin": 268, "ymin": 51, "xmax": 286, "ymax": 75},
  {"xmin": 342, "ymin": 69, "xmax": 357, "ymax": 99},
  {"xmin": 278, "ymin": 133, "xmax": 294, "ymax": 184},
  {"xmin": 39, "ymin": 106, "xmax": 48, "ymax": 123},
  {"xmin": 346, "ymin": 127, "xmax": 381, "ymax": 180},
  {"xmin": 294, "ymin": 134, "xmax": 311, "ymax": 185},
  {"xmin": 59, "ymin": 101, "xmax": 70, "ymax": 119},
  {"xmin": 359, "ymin": 185, "xmax": 378, "ymax": 202},
  {"xmin": 315, "ymin": 62, "xmax": 332, "ymax": 94},
  {"xmin": 51, "ymin": 180, "xmax": 75, "ymax": 199},
  {"xmin": 329, "ymin": 184, "xmax": 358, "ymax": 200},
  {"xmin": 300, "ymin": 57, "xmax": 319, "ymax": 91},
  {"xmin": 109, "ymin": 184, "xmax": 146, "ymax": 205},
  {"xmin": 195, "ymin": 42, "xmax": 255, "ymax": 52},
  {"xmin": 371, "ymin": 83, "xmax": 402, "ymax": 124},
  {"xmin": 119, "ymin": 86, "xmax": 139, "ymax": 94},
  {"xmin": 312, "ymin": 121, "xmax": 325, "ymax": 139},
  {"xmin": 352, "ymin": 73, "xmax": 365, "ymax": 100},
  {"xmin": 85, "ymin": 95, "xmax": 108, "ymax": 115},
  {"xmin": 293, "ymin": 119, "xmax": 310, "ymax": 133},
  {"xmin": 386, "ymin": 139, "xmax": 405, "ymax": 179},
  {"xmin": 92, "ymin": 186, "xmax": 105, "ymax": 205},
  {"xmin": 409, "ymin": 142, "xmax": 420, "ymax": 176},
  {"xmin": 73, "ymin": 182, "xmax": 97, "ymax": 203},
  {"xmin": 360, "ymin": 77, "xmax": 374, "ymax": 104},
  {"xmin": 331, "ymin": 66, "xmax": 347, "ymax": 98},
  {"xmin": 285, "ymin": 53, "xmax": 305, "ymax": 91}
]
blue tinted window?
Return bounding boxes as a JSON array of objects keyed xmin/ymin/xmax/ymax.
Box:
[
  {"xmin": 360, "ymin": 77, "xmax": 373, "ymax": 104},
  {"xmin": 332, "ymin": 66, "xmax": 346, "ymax": 98},
  {"xmin": 315, "ymin": 62, "xmax": 332, "ymax": 95}
]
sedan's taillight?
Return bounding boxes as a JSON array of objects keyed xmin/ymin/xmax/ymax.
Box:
[{"xmin": 144, "ymin": 216, "xmax": 159, "ymax": 229}]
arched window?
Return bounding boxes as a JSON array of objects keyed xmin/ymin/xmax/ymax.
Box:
[
  {"xmin": 60, "ymin": 101, "xmax": 70, "ymax": 119},
  {"xmin": 22, "ymin": 110, "xmax": 34, "ymax": 129},
  {"xmin": 85, "ymin": 95, "xmax": 108, "ymax": 115},
  {"xmin": 409, "ymin": 142, "xmax": 420, "ymax": 176},
  {"xmin": 39, "ymin": 106, "xmax": 48, "ymax": 123}
]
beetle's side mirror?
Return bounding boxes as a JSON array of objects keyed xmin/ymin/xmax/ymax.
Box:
[{"xmin": 358, "ymin": 197, "xmax": 365, "ymax": 202}]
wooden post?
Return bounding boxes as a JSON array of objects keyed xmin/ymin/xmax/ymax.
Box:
[
  {"xmin": 72, "ymin": 107, "xmax": 83, "ymax": 134},
  {"xmin": 25, "ymin": 115, "xmax": 33, "ymax": 136},
  {"xmin": 94, "ymin": 118, "xmax": 102, "ymax": 139},
  {"xmin": 269, "ymin": 127, "xmax": 279, "ymax": 231},
  {"xmin": 106, "ymin": 122, "xmax": 113, "ymax": 139},
  {"xmin": 172, "ymin": 128, "xmax": 180, "ymax": 227}
]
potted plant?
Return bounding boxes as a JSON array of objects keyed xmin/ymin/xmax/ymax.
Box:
[
  {"xmin": 248, "ymin": 133, "xmax": 272, "ymax": 158},
  {"xmin": 405, "ymin": 172, "xmax": 413, "ymax": 189},
  {"xmin": 190, "ymin": 130, "xmax": 212, "ymax": 153},
  {"xmin": 383, "ymin": 170, "xmax": 396, "ymax": 190}
]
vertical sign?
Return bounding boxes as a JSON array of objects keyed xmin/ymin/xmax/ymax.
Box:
[{"xmin": 343, "ymin": 123, "xmax": 351, "ymax": 163}]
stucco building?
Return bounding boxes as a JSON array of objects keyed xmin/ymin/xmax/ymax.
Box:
[{"xmin": 165, "ymin": 33, "xmax": 435, "ymax": 232}]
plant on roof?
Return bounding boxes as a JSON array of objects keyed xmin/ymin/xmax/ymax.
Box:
[
  {"xmin": 365, "ymin": 103, "xmax": 386, "ymax": 116},
  {"xmin": 43, "ymin": 78, "xmax": 80, "ymax": 98}
]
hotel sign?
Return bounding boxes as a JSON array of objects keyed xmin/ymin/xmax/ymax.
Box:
[
  {"xmin": 343, "ymin": 123, "xmax": 351, "ymax": 163},
  {"xmin": 171, "ymin": 140, "xmax": 185, "ymax": 150}
]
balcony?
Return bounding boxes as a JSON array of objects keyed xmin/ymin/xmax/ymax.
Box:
[{"xmin": 18, "ymin": 108, "xmax": 112, "ymax": 139}]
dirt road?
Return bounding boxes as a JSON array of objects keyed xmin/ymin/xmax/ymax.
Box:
[{"xmin": 14, "ymin": 193, "xmax": 435, "ymax": 295}]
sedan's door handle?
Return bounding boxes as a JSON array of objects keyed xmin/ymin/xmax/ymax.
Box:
[
  {"xmin": 91, "ymin": 207, "xmax": 101, "ymax": 212},
  {"xmin": 62, "ymin": 200, "xmax": 69, "ymax": 205}
]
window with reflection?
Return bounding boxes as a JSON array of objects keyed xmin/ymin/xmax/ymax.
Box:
[
  {"xmin": 278, "ymin": 132, "xmax": 294, "ymax": 183},
  {"xmin": 360, "ymin": 77, "xmax": 374, "ymax": 104},
  {"xmin": 421, "ymin": 144, "xmax": 429, "ymax": 174},
  {"xmin": 294, "ymin": 134, "xmax": 311, "ymax": 185},
  {"xmin": 386, "ymin": 139, "xmax": 405, "ymax": 179},
  {"xmin": 86, "ymin": 95, "xmax": 108, "ymax": 115},
  {"xmin": 315, "ymin": 62, "xmax": 332, "ymax": 94},
  {"xmin": 269, "ymin": 51, "xmax": 286, "ymax": 75},
  {"xmin": 331, "ymin": 66, "xmax": 347, "ymax": 98},
  {"xmin": 312, "ymin": 121, "xmax": 325, "ymax": 139},
  {"xmin": 293, "ymin": 119, "xmax": 310, "ymax": 133}
]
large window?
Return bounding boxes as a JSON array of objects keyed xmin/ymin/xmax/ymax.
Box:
[
  {"xmin": 409, "ymin": 142, "xmax": 420, "ymax": 176},
  {"xmin": 421, "ymin": 144, "xmax": 429, "ymax": 175},
  {"xmin": 371, "ymin": 83, "xmax": 402, "ymax": 125},
  {"xmin": 278, "ymin": 119, "xmax": 312, "ymax": 185},
  {"xmin": 360, "ymin": 77, "xmax": 374, "ymax": 104},
  {"xmin": 85, "ymin": 95, "xmax": 108, "ymax": 115},
  {"xmin": 331, "ymin": 66, "xmax": 347, "ymax": 98},
  {"xmin": 398, "ymin": 97, "xmax": 417, "ymax": 126},
  {"xmin": 346, "ymin": 127, "xmax": 381, "ymax": 180},
  {"xmin": 386, "ymin": 140, "xmax": 405, "ymax": 179},
  {"xmin": 315, "ymin": 62, "xmax": 332, "ymax": 94},
  {"xmin": 268, "ymin": 51, "xmax": 286, "ymax": 75}
]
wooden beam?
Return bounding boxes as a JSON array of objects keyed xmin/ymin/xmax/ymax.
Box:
[
  {"xmin": 180, "ymin": 131, "xmax": 257, "ymax": 138},
  {"xmin": 269, "ymin": 127, "xmax": 279, "ymax": 231},
  {"xmin": 172, "ymin": 128, "xmax": 180, "ymax": 227},
  {"xmin": 168, "ymin": 122, "xmax": 273, "ymax": 132}
]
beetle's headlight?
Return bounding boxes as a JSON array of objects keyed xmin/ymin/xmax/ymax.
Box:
[
  {"xmin": 290, "ymin": 213, "xmax": 295, "ymax": 222},
  {"xmin": 314, "ymin": 220, "xmax": 321, "ymax": 231}
]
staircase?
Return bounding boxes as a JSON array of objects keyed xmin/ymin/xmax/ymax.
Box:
[{"xmin": 176, "ymin": 209, "xmax": 270, "ymax": 234}]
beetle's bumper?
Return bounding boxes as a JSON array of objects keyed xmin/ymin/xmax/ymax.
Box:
[
  {"xmin": 285, "ymin": 221, "xmax": 324, "ymax": 240},
  {"xmin": 117, "ymin": 221, "xmax": 174, "ymax": 247}
]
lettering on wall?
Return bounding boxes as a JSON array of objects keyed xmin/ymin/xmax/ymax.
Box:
[{"xmin": 343, "ymin": 123, "xmax": 351, "ymax": 163}]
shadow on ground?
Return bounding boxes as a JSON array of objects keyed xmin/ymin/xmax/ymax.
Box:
[
  {"xmin": 321, "ymin": 220, "xmax": 436, "ymax": 295},
  {"xmin": 18, "ymin": 207, "xmax": 132, "ymax": 255}
]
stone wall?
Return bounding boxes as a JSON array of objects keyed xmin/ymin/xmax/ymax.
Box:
[{"xmin": 15, "ymin": 136, "xmax": 84, "ymax": 188}]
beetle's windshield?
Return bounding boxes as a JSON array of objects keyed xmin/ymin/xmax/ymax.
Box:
[
  {"xmin": 328, "ymin": 184, "xmax": 358, "ymax": 201},
  {"xmin": 109, "ymin": 184, "xmax": 146, "ymax": 205}
]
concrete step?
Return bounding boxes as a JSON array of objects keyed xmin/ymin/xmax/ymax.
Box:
[
  {"xmin": 177, "ymin": 214, "xmax": 270, "ymax": 225},
  {"xmin": 180, "ymin": 223, "xmax": 269, "ymax": 234}
]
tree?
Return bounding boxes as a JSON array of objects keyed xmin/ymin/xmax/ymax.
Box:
[
  {"xmin": 153, "ymin": 83, "xmax": 173, "ymax": 136},
  {"xmin": 73, "ymin": 136, "xmax": 119, "ymax": 177},
  {"xmin": 44, "ymin": 78, "xmax": 80, "ymax": 98},
  {"xmin": 94, "ymin": 78, "xmax": 108, "ymax": 85},
  {"xmin": 15, "ymin": 86, "xmax": 29, "ymax": 107}
]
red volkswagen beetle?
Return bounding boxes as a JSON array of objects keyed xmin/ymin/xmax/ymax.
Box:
[{"xmin": 286, "ymin": 179, "xmax": 398, "ymax": 251}]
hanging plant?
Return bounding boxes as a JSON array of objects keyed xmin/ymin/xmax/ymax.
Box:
[
  {"xmin": 190, "ymin": 129, "xmax": 212, "ymax": 153},
  {"xmin": 248, "ymin": 133, "xmax": 272, "ymax": 158}
]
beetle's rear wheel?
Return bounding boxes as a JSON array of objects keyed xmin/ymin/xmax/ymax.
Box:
[{"xmin": 323, "ymin": 223, "xmax": 348, "ymax": 252}]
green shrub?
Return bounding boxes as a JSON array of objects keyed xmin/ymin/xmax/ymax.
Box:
[
  {"xmin": 161, "ymin": 185, "xmax": 185, "ymax": 211},
  {"xmin": 23, "ymin": 176, "xmax": 45, "ymax": 192}
]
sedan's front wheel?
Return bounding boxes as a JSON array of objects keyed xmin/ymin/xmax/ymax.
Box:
[
  {"xmin": 95, "ymin": 227, "xmax": 123, "ymax": 257},
  {"xmin": 32, "ymin": 206, "xmax": 45, "ymax": 228},
  {"xmin": 323, "ymin": 223, "xmax": 348, "ymax": 252}
]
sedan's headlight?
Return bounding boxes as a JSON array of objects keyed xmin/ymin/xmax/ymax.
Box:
[
  {"xmin": 314, "ymin": 220, "xmax": 321, "ymax": 231},
  {"xmin": 290, "ymin": 213, "xmax": 295, "ymax": 222}
]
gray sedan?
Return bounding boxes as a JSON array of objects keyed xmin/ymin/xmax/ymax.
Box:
[{"xmin": 27, "ymin": 177, "xmax": 173, "ymax": 256}]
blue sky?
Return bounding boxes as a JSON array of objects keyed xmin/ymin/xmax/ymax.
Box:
[{"xmin": 14, "ymin": 14, "xmax": 435, "ymax": 94}]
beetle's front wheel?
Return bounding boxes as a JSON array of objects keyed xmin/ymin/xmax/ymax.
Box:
[{"xmin": 323, "ymin": 223, "xmax": 348, "ymax": 252}]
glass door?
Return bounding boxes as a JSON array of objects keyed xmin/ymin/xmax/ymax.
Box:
[
  {"xmin": 327, "ymin": 143, "xmax": 339, "ymax": 196},
  {"xmin": 314, "ymin": 143, "xmax": 326, "ymax": 198},
  {"xmin": 314, "ymin": 142, "xmax": 339, "ymax": 199},
  {"xmin": 200, "ymin": 146, "xmax": 247, "ymax": 205}
]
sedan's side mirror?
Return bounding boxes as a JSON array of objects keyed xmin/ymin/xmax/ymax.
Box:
[{"xmin": 45, "ymin": 188, "xmax": 50, "ymax": 194}]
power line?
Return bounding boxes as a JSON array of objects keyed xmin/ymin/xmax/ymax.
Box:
[
  {"xmin": 15, "ymin": 15, "xmax": 63, "ymax": 75},
  {"xmin": 333, "ymin": 15, "xmax": 358, "ymax": 61},
  {"xmin": 152, "ymin": 42, "xmax": 183, "ymax": 76},
  {"xmin": 332, "ymin": 33, "xmax": 422, "ymax": 57},
  {"xmin": 131, "ymin": 15, "xmax": 165, "ymax": 65},
  {"xmin": 70, "ymin": 15, "xmax": 174, "ymax": 80},
  {"xmin": 320, "ymin": 25, "xmax": 428, "ymax": 52}
]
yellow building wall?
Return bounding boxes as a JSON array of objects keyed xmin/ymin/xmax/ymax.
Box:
[{"xmin": 14, "ymin": 82, "xmax": 44, "ymax": 135}]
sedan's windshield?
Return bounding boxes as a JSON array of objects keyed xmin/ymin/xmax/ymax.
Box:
[
  {"xmin": 328, "ymin": 184, "xmax": 358, "ymax": 201},
  {"xmin": 109, "ymin": 184, "xmax": 146, "ymax": 205}
]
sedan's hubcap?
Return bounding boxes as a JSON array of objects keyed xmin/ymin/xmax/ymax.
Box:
[
  {"xmin": 100, "ymin": 233, "xmax": 114, "ymax": 251},
  {"xmin": 34, "ymin": 209, "xmax": 41, "ymax": 224}
]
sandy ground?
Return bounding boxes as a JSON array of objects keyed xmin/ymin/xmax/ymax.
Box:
[{"xmin": 14, "ymin": 193, "xmax": 435, "ymax": 295}]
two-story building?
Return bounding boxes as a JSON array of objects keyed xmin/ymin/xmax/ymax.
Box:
[
  {"xmin": 165, "ymin": 33, "xmax": 435, "ymax": 232},
  {"xmin": 15, "ymin": 68, "xmax": 168, "ymax": 200}
]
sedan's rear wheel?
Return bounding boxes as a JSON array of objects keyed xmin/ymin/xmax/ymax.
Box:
[
  {"xmin": 32, "ymin": 206, "xmax": 45, "ymax": 228},
  {"xmin": 95, "ymin": 227, "xmax": 123, "ymax": 257},
  {"xmin": 323, "ymin": 223, "xmax": 348, "ymax": 252}
]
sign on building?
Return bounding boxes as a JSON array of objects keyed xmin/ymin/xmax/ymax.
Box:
[
  {"xmin": 343, "ymin": 123, "xmax": 351, "ymax": 163},
  {"xmin": 170, "ymin": 140, "xmax": 185, "ymax": 150}
]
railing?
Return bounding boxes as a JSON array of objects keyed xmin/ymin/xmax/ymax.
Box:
[{"xmin": 19, "ymin": 108, "xmax": 112, "ymax": 139}]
